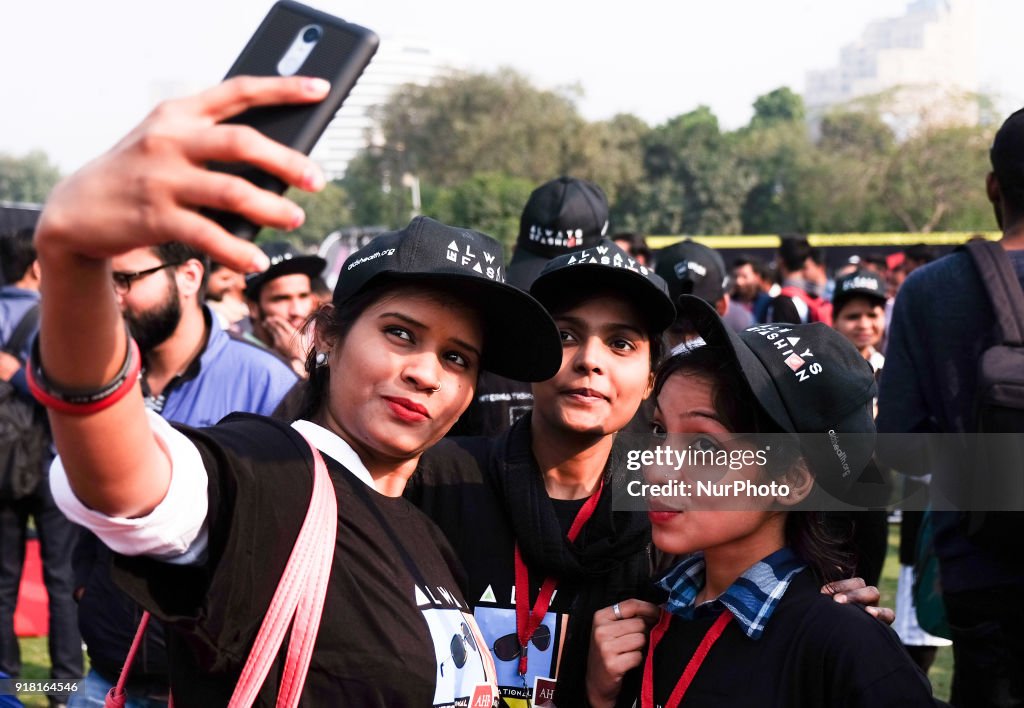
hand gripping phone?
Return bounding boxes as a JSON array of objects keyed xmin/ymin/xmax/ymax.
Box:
[{"xmin": 207, "ymin": 0, "xmax": 379, "ymax": 240}]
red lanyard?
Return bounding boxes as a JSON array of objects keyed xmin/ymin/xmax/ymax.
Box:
[
  {"xmin": 513, "ymin": 478, "xmax": 604, "ymax": 676},
  {"xmin": 641, "ymin": 609, "xmax": 733, "ymax": 708}
]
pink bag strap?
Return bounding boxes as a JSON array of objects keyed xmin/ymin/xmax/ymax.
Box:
[
  {"xmin": 229, "ymin": 435, "xmax": 338, "ymax": 708},
  {"xmin": 104, "ymin": 611, "xmax": 157, "ymax": 708},
  {"xmin": 106, "ymin": 435, "xmax": 337, "ymax": 708}
]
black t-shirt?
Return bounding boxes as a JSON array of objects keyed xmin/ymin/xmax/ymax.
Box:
[
  {"xmin": 113, "ymin": 415, "xmax": 496, "ymax": 707},
  {"xmin": 447, "ymin": 371, "xmax": 534, "ymax": 438},
  {"xmin": 408, "ymin": 416, "xmax": 654, "ymax": 707},
  {"xmin": 409, "ymin": 435, "xmax": 574, "ymax": 706},
  {"xmin": 550, "ymin": 498, "xmax": 588, "ymax": 534},
  {"xmin": 647, "ymin": 570, "xmax": 939, "ymax": 707}
]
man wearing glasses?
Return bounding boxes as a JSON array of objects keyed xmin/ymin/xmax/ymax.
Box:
[
  {"xmin": 69, "ymin": 243, "xmax": 298, "ymax": 706},
  {"xmin": 108, "ymin": 243, "xmax": 298, "ymax": 420}
]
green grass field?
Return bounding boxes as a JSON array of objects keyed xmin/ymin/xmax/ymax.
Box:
[{"xmin": 14, "ymin": 523, "xmax": 952, "ymax": 705}]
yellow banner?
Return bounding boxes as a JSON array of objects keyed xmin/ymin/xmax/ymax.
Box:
[{"xmin": 646, "ymin": 232, "xmax": 1001, "ymax": 250}]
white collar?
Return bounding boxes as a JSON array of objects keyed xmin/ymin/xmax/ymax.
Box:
[{"xmin": 290, "ymin": 419, "xmax": 376, "ymax": 490}]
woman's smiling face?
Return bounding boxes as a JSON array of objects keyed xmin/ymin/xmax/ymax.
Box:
[
  {"xmin": 530, "ymin": 294, "xmax": 653, "ymax": 438},
  {"xmin": 319, "ymin": 285, "xmax": 483, "ymax": 470}
]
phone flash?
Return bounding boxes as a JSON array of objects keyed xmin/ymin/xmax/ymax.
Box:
[{"xmin": 276, "ymin": 24, "xmax": 322, "ymax": 76}]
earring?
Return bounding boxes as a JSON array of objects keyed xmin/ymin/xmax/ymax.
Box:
[{"xmin": 315, "ymin": 351, "xmax": 329, "ymax": 368}]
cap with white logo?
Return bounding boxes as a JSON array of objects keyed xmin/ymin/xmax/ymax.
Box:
[
  {"xmin": 832, "ymin": 268, "xmax": 887, "ymax": 314},
  {"xmin": 654, "ymin": 239, "xmax": 729, "ymax": 308},
  {"xmin": 530, "ymin": 238, "xmax": 676, "ymax": 332},
  {"xmin": 244, "ymin": 242, "xmax": 327, "ymax": 299},
  {"xmin": 674, "ymin": 295, "xmax": 877, "ymax": 492},
  {"xmin": 334, "ymin": 216, "xmax": 562, "ymax": 382},
  {"xmin": 508, "ymin": 176, "xmax": 609, "ymax": 290}
]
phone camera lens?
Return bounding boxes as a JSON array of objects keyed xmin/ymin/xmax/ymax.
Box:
[{"xmin": 303, "ymin": 26, "xmax": 322, "ymax": 43}]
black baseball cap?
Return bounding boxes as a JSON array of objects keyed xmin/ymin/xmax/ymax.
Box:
[
  {"xmin": 244, "ymin": 242, "xmax": 327, "ymax": 300},
  {"xmin": 530, "ymin": 239, "xmax": 676, "ymax": 333},
  {"xmin": 831, "ymin": 269, "xmax": 887, "ymax": 315},
  {"xmin": 333, "ymin": 216, "xmax": 561, "ymax": 382},
  {"xmin": 677, "ymin": 296, "xmax": 877, "ymax": 492},
  {"xmin": 508, "ymin": 176, "xmax": 609, "ymax": 290},
  {"xmin": 655, "ymin": 239, "xmax": 728, "ymax": 308}
]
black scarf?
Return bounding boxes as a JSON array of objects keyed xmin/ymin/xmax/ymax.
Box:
[{"xmin": 485, "ymin": 413, "xmax": 654, "ymax": 706}]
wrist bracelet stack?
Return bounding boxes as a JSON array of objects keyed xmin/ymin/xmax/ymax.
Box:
[{"xmin": 27, "ymin": 331, "xmax": 142, "ymax": 415}]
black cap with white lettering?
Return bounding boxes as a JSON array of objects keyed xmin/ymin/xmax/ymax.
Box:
[
  {"xmin": 333, "ymin": 216, "xmax": 561, "ymax": 382},
  {"xmin": 530, "ymin": 238, "xmax": 676, "ymax": 332},
  {"xmin": 244, "ymin": 242, "xmax": 327, "ymax": 300},
  {"xmin": 654, "ymin": 239, "xmax": 728, "ymax": 307},
  {"xmin": 676, "ymin": 295, "xmax": 877, "ymax": 490},
  {"xmin": 508, "ymin": 176, "xmax": 609, "ymax": 290},
  {"xmin": 831, "ymin": 269, "xmax": 887, "ymax": 315}
]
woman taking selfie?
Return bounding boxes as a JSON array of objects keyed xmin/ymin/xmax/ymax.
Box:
[{"xmin": 33, "ymin": 76, "xmax": 561, "ymax": 706}]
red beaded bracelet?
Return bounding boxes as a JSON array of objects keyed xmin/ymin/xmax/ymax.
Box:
[{"xmin": 27, "ymin": 334, "xmax": 142, "ymax": 415}]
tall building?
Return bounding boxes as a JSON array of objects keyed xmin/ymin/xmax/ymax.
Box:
[
  {"xmin": 311, "ymin": 36, "xmax": 461, "ymax": 180},
  {"xmin": 805, "ymin": 0, "xmax": 978, "ymax": 127}
]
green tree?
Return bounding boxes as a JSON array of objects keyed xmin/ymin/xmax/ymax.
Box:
[
  {"xmin": 881, "ymin": 124, "xmax": 993, "ymax": 232},
  {"xmin": 575, "ymin": 113, "xmax": 650, "ymax": 209},
  {"xmin": 738, "ymin": 88, "xmax": 812, "ymax": 233},
  {"xmin": 0, "ymin": 151, "xmax": 61, "ymax": 203},
  {"xmin": 818, "ymin": 110, "xmax": 894, "ymax": 155},
  {"xmin": 372, "ymin": 68, "xmax": 588, "ymax": 189},
  {"xmin": 750, "ymin": 87, "xmax": 805, "ymax": 128},
  {"xmin": 339, "ymin": 151, "xmax": 405, "ymax": 228},
  {"xmin": 736, "ymin": 122, "xmax": 811, "ymax": 233},
  {"xmin": 627, "ymin": 106, "xmax": 752, "ymax": 235},
  {"xmin": 794, "ymin": 110, "xmax": 897, "ymax": 233},
  {"xmin": 341, "ymin": 69, "xmax": 607, "ymax": 232},
  {"xmin": 432, "ymin": 173, "xmax": 535, "ymax": 254},
  {"xmin": 260, "ymin": 182, "xmax": 352, "ymax": 248}
]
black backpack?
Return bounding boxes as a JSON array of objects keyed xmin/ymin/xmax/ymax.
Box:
[
  {"xmin": 0, "ymin": 303, "xmax": 49, "ymax": 500},
  {"xmin": 959, "ymin": 240, "xmax": 1024, "ymax": 550}
]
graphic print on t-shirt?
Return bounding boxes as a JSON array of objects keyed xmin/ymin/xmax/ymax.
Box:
[
  {"xmin": 474, "ymin": 606, "xmax": 569, "ymax": 707},
  {"xmin": 416, "ymin": 584, "xmax": 497, "ymax": 707}
]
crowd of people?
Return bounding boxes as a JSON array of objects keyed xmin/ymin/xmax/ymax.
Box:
[{"xmin": 0, "ymin": 73, "xmax": 1022, "ymax": 708}]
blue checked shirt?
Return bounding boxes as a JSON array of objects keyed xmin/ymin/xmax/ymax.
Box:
[{"xmin": 657, "ymin": 548, "xmax": 807, "ymax": 640}]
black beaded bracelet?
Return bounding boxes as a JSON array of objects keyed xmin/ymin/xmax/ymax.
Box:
[{"xmin": 27, "ymin": 328, "xmax": 142, "ymax": 415}]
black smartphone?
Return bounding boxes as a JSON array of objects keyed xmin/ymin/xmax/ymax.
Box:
[{"xmin": 206, "ymin": 0, "xmax": 379, "ymax": 240}]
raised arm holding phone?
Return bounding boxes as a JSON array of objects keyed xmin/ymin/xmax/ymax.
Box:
[
  {"xmin": 32, "ymin": 32, "xmax": 569, "ymax": 703},
  {"xmin": 35, "ymin": 75, "xmax": 328, "ymax": 517}
]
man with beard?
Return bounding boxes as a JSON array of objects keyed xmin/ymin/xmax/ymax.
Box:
[
  {"xmin": 112, "ymin": 243, "xmax": 297, "ymax": 420},
  {"xmin": 69, "ymin": 243, "xmax": 297, "ymax": 706}
]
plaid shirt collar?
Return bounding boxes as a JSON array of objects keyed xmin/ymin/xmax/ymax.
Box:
[{"xmin": 657, "ymin": 547, "xmax": 807, "ymax": 640}]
